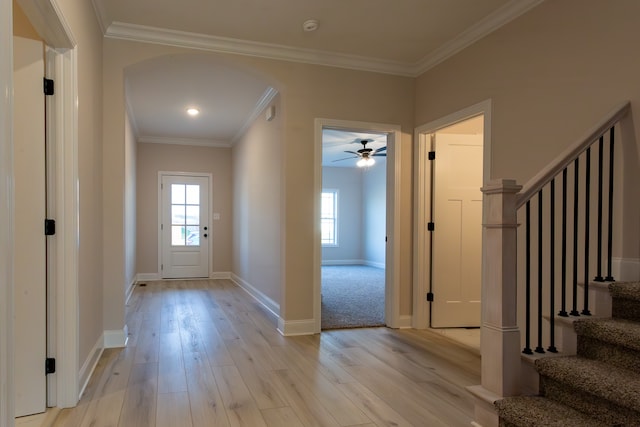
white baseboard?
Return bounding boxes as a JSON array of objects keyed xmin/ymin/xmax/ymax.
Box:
[
  {"xmin": 277, "ymin": 317, "xmax": 316, "ymax": 336},
  {"xmin": 363, "ymin": 260, "xmax": 385, "ymax": 269},
  {"xmin": 396, "ymin": 315, "xmax": 413, "ymax": 329},
  {"xmin": 126, "ymin": 276, "xmax": 136, "ymax": 304},
  {"xmin": 612, "ymin": 257, "xmax": 640, "ymax": 282},
  {"xmin": 321, "ymin": 260, "xmax": 385, "ymax": 269},
  {"xmin": 136, "ymin": 273, "xmax": 160, "ymax": 282},
  {"xmin": 322, "ymin": 259, "xmax": 364, "ymax": 266},
  {"xmin": 230, "ymin": 273, "xmax": 280, "ymax": 317},
  {"xmin": 210, "ymin": 271, "xmax": 232, "ymax": 279},
  {"xmin": 103, "ymin": 326, "xmax": 128, "ymax": 349},
  {"xmin": 78, "ymin": 335, "xmax": 103, "ymax": 399}
]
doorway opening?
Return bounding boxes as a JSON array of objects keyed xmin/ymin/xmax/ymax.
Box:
[
  {"xmin": 320, "ymin": 129, "xmax": 387, "ymax": 329},
  {"xmin": 413, "ymin": 100, "xmax": 492, "ymax": 351},
  {"xmin": 314, "ymin": 118, "xmax": 403, "ymax": 333}
]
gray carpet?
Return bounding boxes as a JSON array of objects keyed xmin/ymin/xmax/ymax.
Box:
[{"xmin": 321, "ymin": 265, "xmax": 385, "ymax": 330}]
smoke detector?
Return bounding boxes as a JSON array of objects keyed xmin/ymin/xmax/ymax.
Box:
[{"xmin": 303, "ymin": 19, "xmax": 319, "ymax": 32}]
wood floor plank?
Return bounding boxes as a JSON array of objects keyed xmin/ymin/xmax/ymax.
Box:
[
  {"xmin": 49, "ymin": 279, "xmax": 480, "ymax": 427},
  {"xmin": 211, "ymin": 365, "xmax": 268, "ymax": 427},
  {"xmin": 261, "ymin": 407, "xmax": 305, "ymax": 427},
  {"xmin": 156, "ymin": 392, "xmax": 193, "ymax": 427},
  {"xmin": 119, "ymin": 362, "xmax": 158, "ymax": 427},
  {"xmin": 183, "ymin": 351, "xmax": 231, "ymax": 427},
  {"xmin": 158, "ymin": 332, "xmax": 187, "ymax": 393}
]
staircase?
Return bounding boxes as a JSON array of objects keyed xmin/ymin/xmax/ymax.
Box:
[{"xmin": 495, "ymin": 282, "xmax": 640, "ymax": 426}]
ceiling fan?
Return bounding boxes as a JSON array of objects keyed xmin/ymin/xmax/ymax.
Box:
[{"xmin": 333, "ymin": 139, "xmax": 386, "ymax": 167}]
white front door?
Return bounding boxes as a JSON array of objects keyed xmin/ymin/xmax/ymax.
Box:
[
  {"xmin": 161, "ymin": 174, "xmax": 210, "ymax": 278},
  {"xmin": 13, "ymin": 35, "xmax": 47, "ymax": 417},
  {"xmin": 431, "ymin": 133, "xmax": 483, "ymax": 327}
]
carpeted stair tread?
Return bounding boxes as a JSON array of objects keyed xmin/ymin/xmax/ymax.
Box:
[
  {"xmin": 574, "ymin": 317, "xmax": 640, "ymax": 352},
  {"xmin": 609, "ymin": 281, "xmax": 640, "ymax": 301},
  {"xmin": 535, "ymin": 356, "xmax": 640, "ymax": 412},
  {"xmin": 495, "ymin": 396, "xmax": 604, "ymax": 427}
]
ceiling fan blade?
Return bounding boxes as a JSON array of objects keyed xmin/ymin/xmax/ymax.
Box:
[
  {"xmin": 332, "ymin": 156, "xmax": 358, "ymax": 162},
  {"xmin": 374, "ymin": 146, "xmax": 387, "ymax": 153}
]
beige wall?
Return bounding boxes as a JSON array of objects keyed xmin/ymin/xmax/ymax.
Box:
[
  {"xmin": 415, "ymin": 0, "xmax": 640, "ymax": 259},
  {"xmin": 233, "ymin": 94, "xmax": 282, "ymax": 305},
  {"xmin": 124, "ymin": 109, "xmax": 136, "ymax": 289},
  {"xmin": 56, "ymin": 0, "xmax": 105, "ymax": 367},
  {"xmin": 103, "ymin": 39, "xmax": 415, "ymax": 326},
  {"xmin": 136, "ymin": 142, "xmax": 233, "ymax": 275}
]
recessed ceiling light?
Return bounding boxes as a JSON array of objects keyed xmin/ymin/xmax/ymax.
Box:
[
  {"xmin": 303, "ymin": 19, "xmax": 319, "ymax": 32},
  {"xmin": 186, "ymin": 107, "xmax": 200, "ymax": 116}
]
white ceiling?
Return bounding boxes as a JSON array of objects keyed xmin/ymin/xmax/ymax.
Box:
[{"xmin": 99, "ymin": 0, "xmax": 542, "ymax": 148}]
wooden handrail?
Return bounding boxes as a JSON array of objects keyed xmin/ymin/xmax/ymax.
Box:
[{"xmin": 516, "ymin": 101, "xmax": 631, "ymax": 209}]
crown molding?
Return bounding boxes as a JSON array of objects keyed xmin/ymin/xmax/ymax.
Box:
[
  {"xmin": 104, "ymin": 0, "xmax": 543, "ymax": 78},
  {"xmin": 137, "ymin": 135, "xmax": 232, "ymax": 148},
  {"xmin": 105, "ymin": 22, "xmax": 415, "ymax": 77},
  {"xmin": 412, "ymin": 0, "xmax": 545, "ymax": 75},
  {"xmin": 232, "ymin": 86, "xmax": 278, "ymax": 144}
]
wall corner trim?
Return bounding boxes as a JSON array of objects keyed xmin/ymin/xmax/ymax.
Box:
[{"xmin": 277, "ymin": 318, "xmax": 317, "ymax": 336}]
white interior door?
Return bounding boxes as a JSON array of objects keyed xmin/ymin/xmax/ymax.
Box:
[
  {"xmin": 161, "ymin": 174, "xmax": 210, "ymax": 278},
  {"xmin": 13, "ymin": 35, "xmax": 47, "ymax": 417},
  {"xmin": 431, "ymin": 133, "xmax": 483, "ymax": 327}
]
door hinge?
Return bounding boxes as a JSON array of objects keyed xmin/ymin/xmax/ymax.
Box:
[
  {"xmin": 426, "ymin": 292, "xmax": 434, "ymax": 302},
  {"xmin": 427, "ymin": 222, "xmax": 435, "ymax": 231},
  {"xmin": 45, "ymin": 358, "xmax": 56, "ymax": 375},
  {"xmin": 43, "ymin": 78, "xmax": 54, "ymax": 96},
  {"xmin": 44, "ymin": 219, "xmax": 56, "ymax": 236},
  {"xmin": 428, "ymin": 151, "xmax": 436, "ymax": 160}
]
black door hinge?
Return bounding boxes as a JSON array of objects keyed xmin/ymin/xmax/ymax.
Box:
[
  {"xmin": 44, "ymin": 219, "xmax": 56, "ymax": 236},
  {"xmin": 43, "ymin": 78, "xmax": 54, "ymax": 96},
  {"xmin": 428, "ymin": 151, "xmax": 436, "ymax": 160},
  {"xmin": 426, "ymin": 292, "xmax": 434, "ymax": 302},
  {"xmin": 45, "ymin": 358, "xmax": 56, "ymax": 375},
  {"xmin": 427, "ymin": 222, "xmax": 435, "ymax": 231}
]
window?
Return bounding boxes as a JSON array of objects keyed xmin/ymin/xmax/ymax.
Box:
[
  {"xmin": 171, "ymin": 183, "xmax": 201, "ymax": 246},
  {"xmin": 321, "ymin": 190, "xmax": 338, "ymax": 246}
]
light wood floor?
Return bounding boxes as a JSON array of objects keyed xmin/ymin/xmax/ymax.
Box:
[{"xmin": 51, "ymin": 279, "xmax": 480, "ymax": 427}]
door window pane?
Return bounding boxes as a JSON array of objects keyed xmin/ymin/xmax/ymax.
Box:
[
  {"xmin": 186, "ymin": 185, "xmax": 199, "ymax": 205},
  {"xmin": 171, "ymin": 184, "xmax": 185, "ymax": 204},
  {"xmin": 172, "ymin": 226, "xmax": 185, "ymax": 246},
  {"xmin": 170, "ymin": 183, "xmax": 201, "ymax": 246},
  {"xmin": 185, "ymin": 206, "xmax": 199, "ymax": 225}
]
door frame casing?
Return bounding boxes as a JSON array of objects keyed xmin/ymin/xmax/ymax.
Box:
[
  {"xmin": 413, "ymin": 99, "xmax": 492, "ymax": 329},
  {"xmin": 314, "ymin": 118, "xmax": 403, "ymax": 333},
  {"xmin": 158, "ymin": 171, "xmax": 213, "ymax": 279},
  {"xmin": 1, "ymin": 1, "xmax": 78, "ymax": 424}
]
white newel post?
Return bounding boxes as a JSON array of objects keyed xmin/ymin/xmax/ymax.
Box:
[{"xmin": 468, "ymin": 179, "xmax": 522, "ymax": 427}]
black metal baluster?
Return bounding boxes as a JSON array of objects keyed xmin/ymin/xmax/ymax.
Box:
[
  {"xmin": 548, "ymin": 180, "xmax": 557, "ymax": 352},
  {"xmin": 595, "ymin": 136, "xmax": 605, "ymax": 281},
  {"xmin": 559, "ymin": 169, "xmax": 568, "ymax": 317},
  {"xmin": 571, "ymin": 158, "xmax": 580, "ymax": 317},
  {"xmin": 523, "ymin": 201, "xmax": 533, "ymax": 355},
  {"xmin": 536, "ymin": 191, "xmax": 545, "ymax": 353},
  {"xmin": 582, "ymin": 147, "xmax": 592, "ymax": 316},
  {"xmin": 606, "ymin": 127, "xmax": 615, "ymax": 282}
]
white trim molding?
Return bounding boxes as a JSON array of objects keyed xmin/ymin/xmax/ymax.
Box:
[
  {"xmin": 230, "ymin": 273, "xmax": 279, "ymax": 317},
  {"xmin": 0, "ymin": 0, "xmax": 15, "ymax": 423},
  {"xmin": 103, "ymin": 1, "xmax": 543, "ymax": 78},
  {"xmin": 78, "ymin": 335, "xmax": 104, "ymax": 401},
  {"xmin": 103, "ymin": 327, "xmax": 128, "ymax": 349},
  {"xmin": 314, "ymin": 118, "xmax": 403, "ymax": 332},
  {"xmin": 612, "ymin": 257, "xmax": 640, "ymax": 282},
  {"xmin": 277, "ymin": 318, "xmax": 316, "ymax": 337}
]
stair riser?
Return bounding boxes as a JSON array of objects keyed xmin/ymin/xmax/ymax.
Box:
[
  {"xmin": 540, "ymin": 377, "xmax": 640, "ymax": 426},
  {"xmin": 612, "ymin": 298, "xmax": 640, "ymax": 321},
  {"xmin": 577, "ymin": 336, "xmax": 640, "ymax": 373}
]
